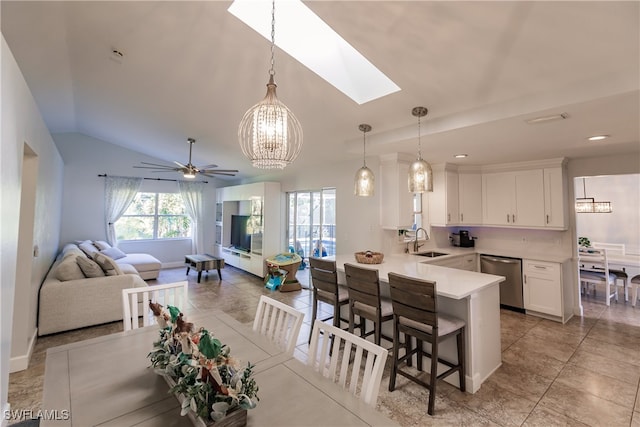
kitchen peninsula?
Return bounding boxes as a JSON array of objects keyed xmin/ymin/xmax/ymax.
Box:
[{"xmin": 331, "ymin": 253, "xmax": 505, "ymax": 394}]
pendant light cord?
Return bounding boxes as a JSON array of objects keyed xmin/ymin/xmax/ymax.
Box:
[
  {"xmin": 363, "ymin": 130, "xmax": 367, "ymax": 167},
  {"xmin": 417, "ymin": 115, "xmax": 422, "ymax": 160},
  {"xmin": 269, "ymin": 0, "xmax": 276, "ymax": 77}
]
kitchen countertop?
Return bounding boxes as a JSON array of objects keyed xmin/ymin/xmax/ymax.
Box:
[
  {"xmin": 331, "ymin": 253, "xmax": 505, "ymax": 300},
  {"xmin": 408, "ymin": 246, "xmax": 572, "ymax": 264}
]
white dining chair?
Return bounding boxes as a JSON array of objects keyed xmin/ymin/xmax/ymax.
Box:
[
  {"xmin": 253, "ymin": 295, "xmax": 305, "ymax": 355},
  {"xmin": 579, "ymin": 249, "xmax": 617, "ymax": 306},
  {"xmin": 592, "ymin": 242, "xmax": 629, "ymax": 301},
  {"xmin": 122, "ymin": 281, "xmax": 189, "ymax": 331},
  {"xmin": 308, "ymin": 319, "xmax": 388, "ymax": 406}
]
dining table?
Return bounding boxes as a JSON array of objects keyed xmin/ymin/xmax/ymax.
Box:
[{"xmin": 41, "ymin": 310, "xmax": 397, "ymax": 427}]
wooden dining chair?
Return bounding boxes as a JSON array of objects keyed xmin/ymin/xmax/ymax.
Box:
[
  {"xmin": 344, "ymin": 263, "xmax": 393, "ymax": 346},
  {"xmin": 122, "ymin": 281, "xmax": 189, "ymax": 331},
  {"xmin": 308, "ymin": 257, "xmax": 350, "ymax": 343},
  {"xmin": 253, "ymin": 295, "xmax": 305, "ymax": 355},
  {"xmin": 387, "ymin": 272, "xmax": 466, "ymax": 416},
  {"xmin": 308, "ymin": 319, "xmax": 388, "ymax": 406},
  {"xmin": 579, "ymin": 249, "xmax": 618, "ymax": 306}
]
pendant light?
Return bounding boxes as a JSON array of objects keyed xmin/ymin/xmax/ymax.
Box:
[
  {"xmin": 354, "ymin": 124, "xmax": 374, "ymax": 196},
  {"xmin": 575, "ymin": 177, "xmax": 612, "ymax": 213},
  {"xmin": 238, "ymin": 0, "xmax": 303, "ymax": 169},
  {"xmin": 408, "ymin": 106, "xmax": 433, "ymax": 193}
]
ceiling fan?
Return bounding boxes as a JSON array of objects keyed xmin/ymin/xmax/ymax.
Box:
[{"xmin": 134, "ymin": 138, "xmax": 238, "ymax": 179}]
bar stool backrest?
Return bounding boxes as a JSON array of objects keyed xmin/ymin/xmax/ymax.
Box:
[
  {"xmin": 388, "ymin": 272, "xmax": 438, "ymax": 329},
  {"xmin": 309, "ymin": 257, "xmax": 339, "ymax": 298},
  {"xmin": 344, "ymin": 263, "xmax": 381, "ymax": 310}
]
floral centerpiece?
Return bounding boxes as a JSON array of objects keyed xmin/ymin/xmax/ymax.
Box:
[{"xmin": 147, "ymin": 301, "xmax": 259, "ymax": 425}]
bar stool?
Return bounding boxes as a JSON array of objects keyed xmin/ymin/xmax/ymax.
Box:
[
  {"xmin": 631, "ymin": 275, "xmax": 640, "ymax": 307},
  {"xmin": 387, "ymin": 272, "xmax": 466, "ymax": 416},
  {"xmin": 308, "ymin": 257, "xmax": 350, "ymax": 343},
  {"xmin": 344, "ymin": 263, "xmax": 393, "ymax": 346}
]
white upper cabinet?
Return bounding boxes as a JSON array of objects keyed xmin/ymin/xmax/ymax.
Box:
[
  {"xmin": 543, "ymin": 167, "xmax": 568, "ymax": 229},
  {"xmin": 458, "ymin": 172, "xmax": 483, "ymax": 225},
  {"xmin": 429, "ymin": 165, "xmax": 459, "ymax": 226},
  {"xmin": 379, "ymin": 153, "xmax": 415, "ymax": 229},
  {"xmin": 483, "ymin": 169, "xmax": 545, "ymax": 227}
]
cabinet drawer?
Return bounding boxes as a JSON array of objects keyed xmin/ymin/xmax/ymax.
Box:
[{"xmin": 523, "ymin": 260, "xmax": 558, "ymax": 277}]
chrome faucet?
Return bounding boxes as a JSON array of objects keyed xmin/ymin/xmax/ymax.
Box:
[{"xmin": 413, "ymin": 227, "xmax": 429, "ymax": 252}]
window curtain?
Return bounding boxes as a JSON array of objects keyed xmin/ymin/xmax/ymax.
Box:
[
  {"xmin": 178, "ymin": 181, "xmax": 205, "ymax": 254},
  {"xmin": 105, "ymin": 176, "xmax": 142, "ymax": 246}
]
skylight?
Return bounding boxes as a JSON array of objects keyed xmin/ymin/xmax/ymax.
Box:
[{"xmin": 228, "ymin": 0, "xmax": 400, "ymax": 105}]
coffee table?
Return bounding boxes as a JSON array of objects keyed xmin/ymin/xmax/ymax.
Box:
[{"xmin": 185, "ymin": 254, "xmax": 224, "ymax": 283}]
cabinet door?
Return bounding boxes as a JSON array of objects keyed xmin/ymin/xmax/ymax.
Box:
[
  {"xmin": 460, "ymin": 254, "xmax": 477, "ymax": 271},
  {"xmin": 543, "ymin": 167, "xmax": 566, "ymax": 229},
  {"xmin": 459, "ymin": 173, "xmax": 482, "ymax": 224},
  {"xmin": 482, "ymin": 172, "xmax": 513, "ymax": 225},
  {"xmin": 429, "ymin": 169, "xmax": 459, "ymax": 225},
  {"xmin": 445, "ymin": 171, "xmax": 459, "ymax": 224},
  {"xmin": 514, "ymin": 170, "xmax": 545, "ymax": 226},
  {"xmin": 523, "ymin": 260, "xmax": 561, "ymax": 316}
]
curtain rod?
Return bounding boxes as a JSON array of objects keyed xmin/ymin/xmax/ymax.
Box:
[{"xmin": 98, "ymin": 174, "xmax": 208, "ymax": 184}]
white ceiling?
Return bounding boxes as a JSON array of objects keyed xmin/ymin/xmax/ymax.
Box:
[{"xmin": 2, "ymin": 1, "xmax": 639, "ymax": 181}]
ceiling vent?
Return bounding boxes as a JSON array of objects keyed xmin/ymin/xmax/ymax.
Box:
[{"xmin": 525, "ymin": 113, "xmax": 569, "ymax": 124}]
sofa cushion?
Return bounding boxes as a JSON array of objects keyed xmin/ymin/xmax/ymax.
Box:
[
  {"xmin": 116, "ymin": 253, "xmax": 162, "ymax": 273},
  {"xmin": 55, "ymin": 257, "xmax": 86, "ymax": 281},
  {"xmin": 93, "ymin": 253, "xmax": 123, "ymax": 276},
  {"xmin": 100, "ymin": 246, "xmax": 126, "ymax": 260},
  {"xmin": 93, "ymin": 240, "xmax": 112, "ymax": 251},
  {"xmin": 118, "ymin": 263, "xmax": 138, "ymax": 275},
  {"xmin": 62, "ymin": 247, "xmax": 85, "ymax": 260},
  {"xmin": 76, "ymin": 256, "xmax": 105, "ymax": 278},
  {"xmin": 78, "ymin": 241, "xmax": 99, "ymax": 258}
]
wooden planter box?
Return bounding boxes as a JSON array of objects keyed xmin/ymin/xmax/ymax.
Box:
[{"xmin": 162, "ymin": 375, "xmax": 247, "ymax": 427}]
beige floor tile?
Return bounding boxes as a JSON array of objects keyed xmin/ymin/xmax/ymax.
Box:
[
  {"xmin": 568, "ymin": 348, "xmax": 640, "ymax": 385},
  {"xmin": 501, "ymin": 341, "xmax": 566, "ymax": 379},
  {"xmin": 538, "ymin": 382, "xmax": 633, "ymax": 427},
  {"xmin": 578, "ymin": 336, "xmax": 640, "ymax": 366},
  {"xmin": 485, "ymin": 360, "xmax": 553, "ymax": 402},
  {"xmin": 633, "ymin": 411, "xmax": 640, "ymax": 427},
  {"xmin": 522, "ymin": 406, "xmax": 590, "ymax": 427},
  {"xmin": 554, "ymin": 363, "xmax": 637, "ymax": 408},
  {"xmin": 516, "ymin": 331, "xmax": 579, "ymax": 363}
]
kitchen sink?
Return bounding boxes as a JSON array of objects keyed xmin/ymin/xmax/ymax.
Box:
[{"xmin": 414, "ymin": 251, "xmax": 449, "ymax": 258}]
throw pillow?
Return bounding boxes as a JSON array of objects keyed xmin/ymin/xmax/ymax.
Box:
[
  {"xmin": 78, "ymin": 241, "xmax": 99, "ymax": 258},
  {"xmin": 93, "ymin": 253, "xmax": 123, "ymax": 276},
  {"xmin": 62, "ymin": 247, "xmax": 84, "ymax": 260},
  {"xmin": 76, "ymin": 256, "xmax": 105, "ymax": 278},
  {"xmin": 55, "ymin": 258, "xmax": 85, "ymax": 281},
  {"xmin": 100, "ymin": 246, "xmax": 126, "ymax": 260},
  {"xmin": 93, "ymin": 240, "xmax": 112, "ymax": 251}
]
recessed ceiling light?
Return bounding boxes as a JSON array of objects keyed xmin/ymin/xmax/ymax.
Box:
[
  {"xmin": 228, "ymin": 0, "xmax": 400, "ymax": 104},
  {"xmin": 524, "ymin": 113, "xmax": 569, "ymax": 124},
  {"xmin": 587, "ymin": 135, "xmax": 609, "ymax": 141},
  {"xmin": 454, "ymin": 154, "xmax": 468, "ymax": 158}
]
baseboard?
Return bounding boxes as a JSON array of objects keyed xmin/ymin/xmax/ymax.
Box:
[
  {"xmin": 9, "ymin": 328, "xmax": 37, "ymax": 373},
  {"xmin": 162, "ymin": 261, "xmax": 184, "ymax": 269},
  {"xmin": 2, "ymin": 401, "xmax": 10, "ymax": 427}
]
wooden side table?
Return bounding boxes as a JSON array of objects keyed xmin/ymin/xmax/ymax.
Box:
[{"xmin": 185, "ymin": 254, "xmax": 224, "ymax": 283}]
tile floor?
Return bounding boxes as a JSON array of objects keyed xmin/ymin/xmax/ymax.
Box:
[{"xmin": 8, "ymin": 266, "xmax": 640, "ymax": 426}]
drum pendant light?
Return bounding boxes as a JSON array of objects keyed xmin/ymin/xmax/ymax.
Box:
[
  {"xmin": 354, "ymin": 124, "xmax": 374, "ymax": 196},
  {"xmin": 238, "ymin": 0, "xmax": 303, "ymax": 169},
  {"xmin": 408, "ymin": 106, "xmax": 433, "ymax": 193}
]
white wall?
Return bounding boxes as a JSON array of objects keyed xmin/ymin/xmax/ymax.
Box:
[
  {"xmin": 574, "ymin": 174, "xmax": 640, "ymax": 254},
  {"xmin": 53, "ymin": 133, "xmax": 219, "ymax": 265},
  {"xmin": 1, "ymin": 35, "xmax": 64, "ymax": 417}
]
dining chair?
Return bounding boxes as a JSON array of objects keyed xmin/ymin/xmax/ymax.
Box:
[
  {"xmin": 308, "ymin": 257, "xmax": 350, "ymax": 343},
  {"xmin": 578, "ymin": 249, "xmax": 618, "ymax": 306},
  {"xmin": 253, "ymin": 295, "xmax": 305, "ymax": 355},
  {"xmin": 387, "ymin": 272, "xmax": 466, "ymax": 416},
  {"xmin": 592, "ymin": 243, "xmax": 629, "ymax": 301},
  {"xmin": 122, "ymin": 281, "xmax": 189, "ymax": 331},
  {"xmin": 344, "ymin": 263, "xmax": 393, "ymax": 346},
  {"xmin": 630, "ymin": 275, "xmax": 640, "ymax": 308},
  {"xmin": 308, "ymin": 319, "xmax": 388, "ymax": 406}
]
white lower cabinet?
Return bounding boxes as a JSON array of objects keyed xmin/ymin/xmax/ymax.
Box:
[
  {"xmin": 523, "ymin": 259, "xmax": 572, "ymax": 322},
  {"xmin": 430, "ymin": 254, "xmax": 477, "ymax": 271}
]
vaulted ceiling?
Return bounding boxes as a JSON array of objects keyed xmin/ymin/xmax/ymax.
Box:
[{"xmin": 2, "ymin": 1, "xmax": 639, "ymax": 181}]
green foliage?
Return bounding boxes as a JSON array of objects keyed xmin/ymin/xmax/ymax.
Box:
[
  {"xmin": 116, "ymin": 192, "xmax": 191, "ymax": 241},
  {"xmin": 578, "ymin": 236, "xmax": 591, "ymax": 247}
]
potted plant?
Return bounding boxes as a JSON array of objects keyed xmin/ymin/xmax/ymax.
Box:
[
  {"xmin": 578, "ymin": 236, "xmax": 591, "ymax": 249},
  {"xmin": 147, "ymin": 302, "xmax": 259, "ymax": 426}
]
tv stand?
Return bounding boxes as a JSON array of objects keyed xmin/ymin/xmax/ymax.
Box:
[{"xmin": 214, "ymin": 182, "xmax": 282, "ymax": 277}]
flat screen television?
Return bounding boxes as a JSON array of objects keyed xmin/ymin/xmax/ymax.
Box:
[{"xmin": 230, "ymin": 215, "xmax": 251, "ymax": 252}]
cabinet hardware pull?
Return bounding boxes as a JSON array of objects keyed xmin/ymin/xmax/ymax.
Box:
[
  {"xmin": 448, "ymin": 213, "xmax": 450, "ymax": 222},
  {"xmin": 534, "ymin": 265, "xmax": 546, "ymax": 269},
  {"xmin": 507, "ymin": 214, "xmax": 510, "ymax": 223},
  {"xmin": 461, "ymin": 213, "xmax": 463, "ymax": 222},
  {"xmin": 524, "ymin": 274, "xmax": 527, "ymax": 284},
  {"xmin": 546, "ymin": 214, "xmax": 549, "ymax": 224},
  {"xmin": 512, "ymin": 214, "xmax": 516, "ymax": 223}
]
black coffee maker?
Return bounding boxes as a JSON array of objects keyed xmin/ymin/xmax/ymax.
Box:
[{"xmin": 452, "ymin": 230, "xmax": 475, "ymax": 247}]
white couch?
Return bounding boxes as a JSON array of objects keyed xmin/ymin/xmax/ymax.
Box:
[{"xmin": 37, "ymin": 242, "xmax": 160, "ymax": 335}]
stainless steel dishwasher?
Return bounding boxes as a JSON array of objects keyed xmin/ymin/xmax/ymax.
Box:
[{"xmin": 480, "ymin": 255, "xmax": 524, "ymax": 311}]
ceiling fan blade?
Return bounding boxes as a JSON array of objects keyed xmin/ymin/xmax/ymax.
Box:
[
  {"xmin": 197, "ymin": 164, "xmax": 218, "ymax": 170},
  {"xmin": 133, "ymin": 165, "xmax": 178, "ymax": 170},
  {"xmin": 200, "ymin": 172, "xmax": 236, "ymax": 177},
  {"xmin": 173, "ymin": 161, "xmax": 187, "ymax": 169},
  {"xmin": 201, "ymin": 169, "xmax": 239, "ymax": 174},
  {"xmin": 150, "ymin": 170, "xmax": 180, "ymax": 173},
  {"xmin": 140, "ymin": 161, "xmax": 174, "ymax": 167}
]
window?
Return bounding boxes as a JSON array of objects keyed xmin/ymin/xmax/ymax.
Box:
[
  {"xmin": 116, "ymin": 192, "xmax": 191, "ymax": 241},
  {"xmin": 287, "ymin": 188, "xmax": 336, "ymax": 261}
]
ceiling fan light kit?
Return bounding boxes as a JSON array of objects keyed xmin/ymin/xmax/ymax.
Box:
[
  {"xmin": 408, "ymin": 106, "xmax": 433, "ymax": 193},
  {"xmin": 354, "ymin": 123, "xmax": 374, "ymax": 197},
  {"xmin": 238, "ymin": 0, "xmax": 302, "ymax": 170}
]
